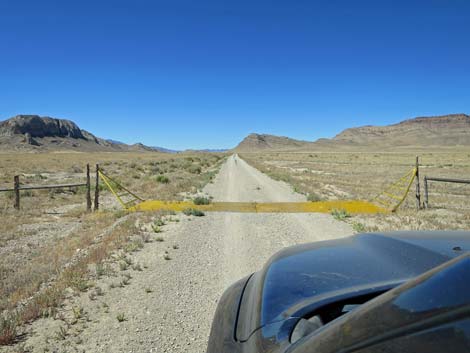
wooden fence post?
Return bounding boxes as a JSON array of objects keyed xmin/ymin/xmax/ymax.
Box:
[
  {"xmin": 86, "ymin": 164, "xmax": 92, "ymax": 212},
  {"xmin": 14, "ymin": 175, "xmax": 20, "ymax": 210},
  {"xmin": 424, "ymin": 176, "xmax": 429, "ymax": 209},
  {"xmin": 94, "ymin": 164, "xmax": 99, "ymax": 211},
  {"xmin": 415, "ymin": 156, "xmax": 421, "ymax": 210}
]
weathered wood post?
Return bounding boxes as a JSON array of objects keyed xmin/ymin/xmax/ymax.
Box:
[
  {"xmin": 14, "ymin": 175, "xmax": 20, "ymax": 210},
  {"xmin": 424, "ymin": 176, "xmax": 429, "ymax": 209},
  {"xmin": 415, "ymin": 156, "xmax": 421, "ymax": 210},
  {"xmin": 94, "ymin": 164, "xmax": 99, "ymax": 211},
  {"xmin": 86, "ymin": 164, "xmax": 92, "ymax": 212}
]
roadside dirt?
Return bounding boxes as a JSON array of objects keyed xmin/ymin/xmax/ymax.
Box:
[{"xmin": 9, "ymin": 155, "xmax": 352, "ymax": 353}]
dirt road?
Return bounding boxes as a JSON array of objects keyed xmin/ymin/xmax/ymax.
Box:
[
  {"xmin": 204, "ymin": 154, "xmax": 352, "ymax": 287},
  {"xmin": 20, "ymin": 155, "xmax": 352, "ymax": 353}
]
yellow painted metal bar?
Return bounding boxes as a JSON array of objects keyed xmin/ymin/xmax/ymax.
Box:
[
  {"xmin": 98, "ymin": 170, "xmax": 144, "ymax": 202},
  {"xmin": 98, "ymin": 170, "xmax": 145, "ymax": 210},
  {"xmin": 98, "ymin": 170, "xmax": 127, "ymax": 209},
  {"xmin": 382, "ymin": 191, "xmax": 403, "ymax": 201},
  {"xmin": 129, "ymin": 200, "xmax": 387, "ymax": 214},
  {"xmin": 372, "ymin": 167, "xmax": 417, "ymax": 212},
  {"xmin": 375, "ymin": 198, "xmax": 393, "ymax": 208},
  {"xmin": 391, "ymin": 168, "xmax": 417, "ymax": 212}
]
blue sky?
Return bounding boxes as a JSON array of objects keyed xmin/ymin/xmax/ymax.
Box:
[{"xmin": 1, "ymin": 0, "xmax": 469, "ymax": 150}]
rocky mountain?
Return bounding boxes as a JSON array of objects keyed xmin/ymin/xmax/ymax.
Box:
[
  {"xmin": 234, "ymin": 114, "xmax": 470, "ymax": 152},
  {"xmin": 0, "ymin": 115, "xmax": 85, "ymax": 139},
  {"xmin": 233, "ymin": 133, "xmax": 312, "ymax": 152},
  {"xmin": 0, "ymin": 115, "xmax": 163, "ymax": 152},
  {"xmin": 331, "ymin": 114, "xmax": 470, "ymax": 147}
]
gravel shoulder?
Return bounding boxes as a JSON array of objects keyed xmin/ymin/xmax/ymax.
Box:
[{"xmin": 11, "ymin": 154, "xmax": 352, "ymax": 353}]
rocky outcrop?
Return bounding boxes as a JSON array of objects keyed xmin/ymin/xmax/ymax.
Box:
[
  {"xmin": 0, "ymin": 115, "xmax": 85, "ymax": 139},
  {"xmin": 0, "ymin": 114, "xmax": 173, "ymax": 152},
  {"xmin": 23, "ymin": 132, "xmax": 39, "ymax": 146}
]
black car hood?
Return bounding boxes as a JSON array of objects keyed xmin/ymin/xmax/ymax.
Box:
[{"xmin": 236, "ymin": 231, "xmax": 470, "ymax": 342}]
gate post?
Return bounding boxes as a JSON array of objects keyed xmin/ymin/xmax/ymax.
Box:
[
  {"xmin": 86, "ymin": 164, "xmax": 92, "ymax": 212},
  {"xmin": 415, "ymin": 156, "xmax": 421, "ymax": 210},
  {"xmin": 14, "ymin": 175, "xmax": 20, "ymax": 210},
  {"xmin": 424, "ymin": 176, "xmax": 429, "ymax": 209},
  {"xmin": 94, "ymin": 164, "xmax": 100, "ymax": 211}
]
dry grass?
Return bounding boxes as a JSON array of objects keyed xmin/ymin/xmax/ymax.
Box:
[
  {"xmin": 0, "ymin": 212, "xmax": 155, "ymax": 344},
  {"xmin": 0, "ymin": 151, "xmax": 225, "ymax": 209},
  {"xmin": 240, "ymin": 151, "xmax": 470, "ymax": 231},
  {"xmin": 0, "ymin": 151, "xmax": 226, "ymax": 345},
  {"xmin": 0, "ymin": 152, "xmax": 225, "ymax": 248}
]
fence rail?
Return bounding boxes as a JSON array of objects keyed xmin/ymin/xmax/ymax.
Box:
[
  {"xmin": 425, "ymin": 177, "xmax": 470, "ymax": 184},
  {"xmin": 423, "ymin": 176, "xmax": 470, "ymax": 209},
  {"xmin": 0, "ymin": 164, "xmax": 94, "ymax": 211},
  {"xmin": 0, "ymin": 183, "xmax": 87, "ymax": 192}
]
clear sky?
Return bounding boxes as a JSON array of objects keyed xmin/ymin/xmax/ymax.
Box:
[{"xmin": 1, "ymin": 0, "xmax": 469, "ymax": 150}]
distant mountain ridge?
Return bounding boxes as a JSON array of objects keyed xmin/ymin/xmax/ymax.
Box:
[
  {"xmin": 234, "ymin": 113, "xmax": 470, "ymax": 152},
  {"xmin": 233, "ymin": 133, "xmax": 311, "ymax": 152},
  {"xmin": 106, "ymin": 139, "xmax": 179, "ymax": 153},
  {"xmin": 0, "ymin": 115, "xmax": 171, "ymax": 152},
  {"xmin": 332, "ymin": 113, "xmax": 470, "ymax": 146},
  {"xmin": 2, "ymin": 113, "xmax": 468, "ymax": 153}
]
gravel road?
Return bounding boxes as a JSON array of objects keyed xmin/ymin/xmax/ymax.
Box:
[
  {"xmin": 204, "ymin": 154, "xmax": 352, "ymax": 287},
  {"xmin": 17, "ymin": 154, "xmax": 352, "ymax": 353}
]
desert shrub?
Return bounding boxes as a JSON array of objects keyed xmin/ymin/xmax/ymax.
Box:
[
  {"xmin": 331, "ymin": 209, "xmax": 351, "ymax": 221},
  {"xmin": 95, "ymin": 264, "xmax": 105, "ymax": 278},
  {"xmin": 182, "ymin": 208, "xmax": 205, "ymax": 217},
  {"xmin": 188, "ymin": 165, "xmax": 202, "ymax": 174},
  {"xmin": 63, "ymin": 270, "xmax": 90, "ymax": 292},
  {"xmin": 352, "ymin": 221, "xmax": 366, "ymax": 233},
  {"xmin": 70, "ymin": 165, "xmax": 83, "ymax": 173},
  {"xmin": 151, "ymin": 219, "xmax": 163, "ymax": 233},
  {"xmin": 22, "ymin": 287, "xmax": 64, "ymax": 322},
  {"xmin": 193, "ymin": 196, "xmax": 211, "ymax": 205},
  {"xmin": 0, "ymin": 313, "xmax": 17, "ymax": 345},
  {"xmin": 307, "ymin": 193, "xmax": 323, "ymax": 202},
  {"xmin": 140, "ymin": 233, "xmax": 151, "ymax": 243},
  {"xmin": 153, "ymin": 218, "xmax": 165, "ymax": 227},
  {"xmin": 125, "ymin": 238, "xmax": 144, "ymax": 252},
  {"xmin": 155, "ymin": 175, "xmax": 170, "ymax": 184}
]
